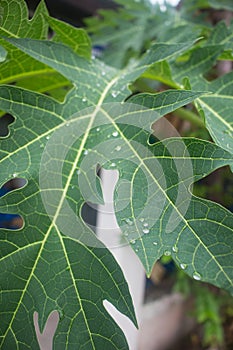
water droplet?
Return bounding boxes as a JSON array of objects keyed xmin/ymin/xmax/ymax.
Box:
[
  {"xmin": 66, "ymin": 122, "xmax": 70, "ymax": 127},
  {"xmin": 143, "ymin": 228, "xmax": 150, "ymax": 234},
  {"xmin": 172, "ymin": 246, "xmax": 178, "ymax": 253},
  {"xmin": 193, "ymin": 272, "xmax": 201, "ymax": 281},
  {"xmin": 131, "ymin": 240, "xmax": 136, "ymax": 245},
  {"xmin": 135, "ymin": 247, "xmax": 139, "ymax": 252},
  {"xmin": 12, "ymin": 173, "xmax": 17, "ymax": 178},
  {"xmin": 180, "ymin": 263, "xmax": 187, "ymax": 270},
  {"xmin": 84, "ymin": 150, "xmax": 89, "ymax": 155},
  {"xmin": 111, "ymin": 91, "xmax": 118, "ymax": 98},
  {"xmin": 76, "ymin": 169, "xmax": 81, "ymax": 175},
  {"xmin": 226, "ymin": 143, "xmax": 230, "ymax": 148},
  {"xmin": 139, "ymin": 218, "xmax": 145, "ymax": 222},
  {"xmin": 40, "ymin": 143, "xmax": 44, "ymax": 148},
  {"xmin": 91, "ymin": 54, "xmax": 96, "ymax": 59},
  {"xmin": 153, "ymin": 241, "xmax": 158, "ymax": 245},
  {"xmin": 143, "ymin": 222, "xmax": 149, "ymax": 227},
  {"xmin": 96, "ymin": 127, "xmax": 100, "ymax": 132},
  {"xmin": 164, "ymin": 251, "xmax": 171, "ymax": 256},
  {"xmin": 82, "ymin": 97, "xmax": 87, "ymax": 102},
  {"xmin": 101, "ymin": 71, "xmax": 106, "ymax": 76},
  {"xmin": 46, "ymin": 136, "xmax": 50, "ymax": 140},
  {"xmin": 115, "ymin": 145, "xmax": 121, "ymax": 152},
  {"xmin": 125, "ymin": 218, "xmax": 133, "ymax": 226},
  {"xmin": 96, "ymin": 83, "xmax": 100, "ymax": 87},
  {"xmin": 110, "ymin": 162, "xmax": 116, "ymax": 167},
  {"xmin": 71, "ymin": 185, "xmax": 74, "ymax": 189},
  {"xmin": 112, "ymin": 131, "xmax": 119, "ymax": 137}
]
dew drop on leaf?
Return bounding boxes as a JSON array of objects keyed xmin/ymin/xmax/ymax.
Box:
[
  {"xmin": 101, "ymin": 71, "xmax": 106, "ymax": 76},
  {"xmin": 12, "ymin": 173, "xmax": 17, "ymax": 178},
  {"xmin": 83, "ymin": 150, "xmax": 88, "ymax": 155},
  {"xmin": 193, "ymin": 272, "xmax": 201, "ymax": 281},
  {"xmin": 139, "ymin": 218, "xmax": 145, "ymax": 222},
  {"xmin": 96, "ymin": 127, "xmax": 100, "ymax": 132},
  {"xmin": 143, "ymin": 222, "xmax": 149, "ymax": 227},
  {"xmin": 111, "ymin": 91, "xmax": 118, "ymax": 98},
  {"xmin": 125, "ymin": 218, "xmax": 133, "ymax": 226},
  {"xmin": 143, "ymin": 228, "xmax": 150, "ymax": 234},
  {"xmin": 153, "ymin": 241, "xmax": 158, "ymax": 246},
  {"xmin": 82, "ymin": 97, "xmax": 87, "ymax": 102},
  {"xmin": 172, "ymin": 246, "xmax": 178, "ymax": 253},
  {"xmin": 180, "ymin": 263, "xmax": 187, "ymax": 270},
  {"xmin": 112, "ymin": 131, "xmax": 119, "ymax": 137},
  {"xmin": 115, "ymin": 145, "xmax": 121, "ymax": 152},
  {"xmin": 110, "ymin": 162, "xmax": 116, "ymax": 167},
  {"xmin": 46, "ymin": 136, "xmax": 50, "ymax": 140},
  {"xmin": 131, "ymin": 240, "xmax": 136, "ymax": 245}
]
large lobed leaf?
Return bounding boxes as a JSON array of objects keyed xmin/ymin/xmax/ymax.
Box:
[{"xmin": 0, "ymin": 2, "xmax": 233, "ymax": 348}]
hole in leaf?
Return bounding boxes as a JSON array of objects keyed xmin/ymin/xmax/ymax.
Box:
[
  {"xmin": 0, "ymin": 178, "xmax": 26, "ymax": 229},
  {"xmin": 34, "ymin": 311, "xmax": 59, "ymax": 350},
  {"xmin": 0, "ymin": 113, "xmax": 15, "ymax": 137}
]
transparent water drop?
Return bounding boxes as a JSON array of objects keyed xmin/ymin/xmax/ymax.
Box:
[
  {"xmin": 101, "ymin": 71, "xmax": 106, "ymax": 76},
  {"xmin": 153, "ymin": 241, "xmax": 158, "ymax": 246},
  {"xmin": 193, "ymin": 272, "xmax": 201, "ymax": 281},
  {"xmin": 46, "ymin": 136, "xmax": 50, "ymax": 140},
  {"xmin": 139, "ymin": 218, "xmax": 145, "ymax": 222},
  {"xmin": 111, "ymin": 91, "xmax": 118, "ymax": 98},
  {"xmin": 143, "ymin": 222, "xmax": 149, "ymax": 227},
  {"xmin": 76, "ymin": 169, "xmax": 81, "ymax": 175},
  {"xmin": 115, "ymin": 145, "xmax": 121, "ymax": 152},
  {"xmin": 172, "ymin": 246, "xmax": 178, "ymax": 253},
  {"xmin": 143, "ymin": 228, "xmax": 149, "ymax": 234},
  {"xmin": 164, "ymin": 251, "xmax": 171, "ymax": 256},
  {"xmin": 96, "ymin": 127, "xmax": 100, "ymax": 132},
  {"xmin": 66, "ymin": 122, "xmax": 70, "ymax": 127},
  {"xmin": 82, "ymin": 97, "xmax": 87, "ymax": 102},
  {"xmin": 131, "ymin": 240, "xmax": 136, "ymax": 245},
  {"xmin": 180, "ymin": 263, "xmax": 187, "ymax": 270},
  {"xmin": 84, "ymin": 150, "xmax": 89, "ymax": 155},
  {"xmin": 96, "ymin": 83, "xmax": 100, "ymax": 87},
  {"xmin": 112, "ymin": 131, "xmax": 119, "ymax": 137},
  {"xmin": 125, "ymin": 218, "xmax": 133, "ymax": 226},
  {"xmin": 135, "ymin": 247, "xmax": 139, "ymax": 252},
  {"xmin": 110, "ymin": 162, "xmax": 116, "ymax": 167},
  {"xmin": 12, "ymin": 173, "xmax": 17, "ymax": 178}
]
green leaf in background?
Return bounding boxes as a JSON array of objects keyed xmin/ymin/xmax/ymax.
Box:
[
  {"xmin": 196, "ymin": 72, "xmax": 233, "ymax": 158},
  {"xmin": 0, "ymin": 0, "xmax": 92, "ymax": 100},
  {"xmin": 0, "ymin": 0, "xmax": 49, "ymax": 85},
  {"xmin": 208, "ymin": 0, "xmax": 233, "ymax": 11},
  {"xmin": 207, "ymin": 21, "xmax": 233, "ymax": 60},
  {"xmin": 48, "ymin": 16, "xmax": 91, "ymax": 60}
]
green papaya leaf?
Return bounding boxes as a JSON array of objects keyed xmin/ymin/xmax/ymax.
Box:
[
  {"xmin": 48, "ymin": 16, "xmax": 91, "ymax": 60},
  {"xmin": 0, "ymin": 0, "xmax": 73, "ymax": 100},
  {"xmin": 196, "ymin": 72, "xmax": 233, "ymax": 158},
  {"xmin": 0, "ymin": 37, "xmax": 203, "ymax": 349}
]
